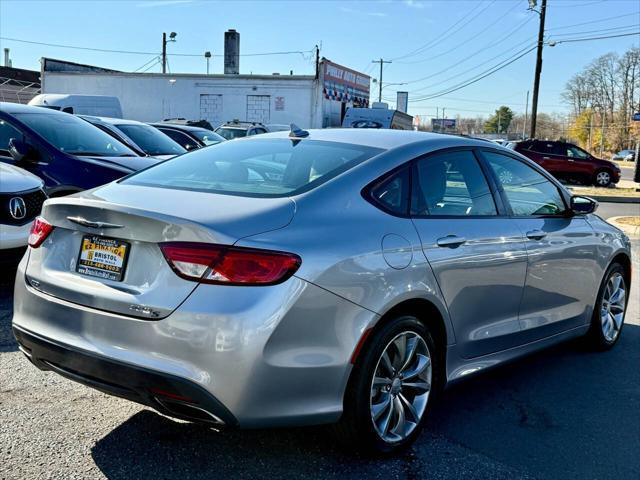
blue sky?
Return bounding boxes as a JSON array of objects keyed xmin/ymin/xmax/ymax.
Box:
[{"xmin": 1, "ymin": 0, "xmax": 638, "ymax": 119}]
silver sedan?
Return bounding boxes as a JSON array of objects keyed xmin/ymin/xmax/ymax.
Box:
[{"xmin": 12, "ymin": 129, "xmax": 631, "ymax": 454}]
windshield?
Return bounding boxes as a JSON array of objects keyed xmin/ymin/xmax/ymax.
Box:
[
  {"xmin": 116, "ymin": 124, "xmax": 186, "ymax": 156},
  {"xmin": 14, "ymin": 112, "xmax": 136, "ymax": 157},
  {"xmin": 192, "ymin": 129, "xmax": 225, "ymax": 146},
  {"xmin": 123, "ymin": 138, "xmax": 382, "ymax": 197},
  {"xmin": 215, "ymin": 127, "xmax": 248, "ymax": 140}
]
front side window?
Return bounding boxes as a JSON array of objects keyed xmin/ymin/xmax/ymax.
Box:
[
  {"xmin": 13, "ymin": 112, "xmax": 136, "ymax": 157},
  {"xmin": 484, "ymin": 151, "xmax": 567, "ymax": 216},
  {"xmin": 123, "ymin": 138, "xmax": 382, "ymax": 197},
  {"xmin": 0, "ymin": 119, "xmax": 23, "ymax": 154},
  {"xmin": 566, "ymin": 145, "xmax": 589, "ymax": 159},
  {"xmin": 412, "ymin": 151, "xmax": 497, "ymax": 216}
]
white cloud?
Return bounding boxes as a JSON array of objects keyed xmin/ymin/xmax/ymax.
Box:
[
  {"xmin": 404, "ymin": 0, "xmax": 426, "ymax": 8},
  {"xmin": 368, "ymin": 12, "xmax": 388, "ymax": 17},
  {"xmin": 137, "ymin": 0, "xmax": 194, "ymax": 8}
]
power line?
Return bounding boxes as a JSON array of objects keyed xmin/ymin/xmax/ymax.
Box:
[
  {"xmin": 549, "ymin": 24, "xmax": 640, "ymax": 38},
  {"xmin": 401, "ymin": 16, "xmax": 535, "ymax": 86},
  {"xmin": 546, "ymin": 12, "xmax": 640, "ymax": 31},
  {"xmin": 410, "ymin": 45, "xmax": 538, "ymax": 102},
  {"xmin": 395, "ymin": 0, "xmax": 522, "ymax": 65},
  {"xmin": 549, "ymin": 31, "xmax": 639, "ymax": 45},
  {"xmin": 0, "ymin": 36, "xmax": 314, "ymax": 58},
  {"xmin": 391, "ymin": 0, "xmax": 494, "ymax": 61}
]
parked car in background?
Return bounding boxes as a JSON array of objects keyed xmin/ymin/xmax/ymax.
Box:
[
  {"xmin": 80, "ymin": 116, "xmax": 186, "ymax": 160},
  {"xmin": 265, "ymin": 124, "xmax": 291, "ymax": 133},
  {"xmin": 12, "ymin": 129, "xmax": 631, "ymax": 454},
  {"xmin": 215, "ymin": 120, "xmax": 268, "ymax": 140},
  {"xmin": 510, "ymin": 139, "xmax": 621, "ymax": 187},
  {"xmin": 28, "ymin": 94, "xmax": 123, "ymax": 118},
  {"xmin": 612, "ymin": 149, "xmax": 636, "ymax": 162},
  {"xmin": 0, "ymin": 163, "xmax": 47, "ymax": 263},
  {"xmin": 342, "ymin": 107, "xmax": 413, "ymax": 130},
  {"xmin": 152, "ymin": 122, "xmax": 225, "ymax": 150},
  {"xmin": 0, "ymin": 103, "xmax": 157, "ymax": 196}
]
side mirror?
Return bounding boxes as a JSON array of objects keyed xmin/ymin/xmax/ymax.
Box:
[
  {"xmin": 571, "ymin": 195, "xmax": 598, "ymax": 215},
  {"xmin": 8, "ymin": 138, "xmax": 37, "ymax": 162}
]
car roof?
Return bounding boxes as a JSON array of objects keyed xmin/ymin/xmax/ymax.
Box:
[
  {"xmin": 0, "ymin": 101, "xmax": 69, "ymax": 115},
  {"xmin": 150, "ymin": 123, "xmax": 211, "ymax": 133},
  {"xmin": 242, "ymin": 128, "xmax": 494, "ymax": 151},
  {"xmin": 79, "ymin": 115, "xmax": 146, "ymax": 126}
]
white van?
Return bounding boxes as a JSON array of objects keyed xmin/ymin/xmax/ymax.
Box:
[
  {"xmin": 28, "ymin": 94, "xmax": 123, "ymax": 118},
  {"xmin": 342, "ymin": 106, "xmax": 413, "ymax": 130}
]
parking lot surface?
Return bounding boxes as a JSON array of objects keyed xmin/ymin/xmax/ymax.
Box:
[{"xmin": 1, "ymin": 207, "xmax": 638, "ymax": 480}]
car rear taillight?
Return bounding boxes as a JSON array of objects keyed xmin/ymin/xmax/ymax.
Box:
[
  {"xmin": 28, "ymin": 217, "xmax": 54, "ymax": 248},
  {"xmin": 159, "ymin": 242, "xmax": 301, "ymax": 286}
]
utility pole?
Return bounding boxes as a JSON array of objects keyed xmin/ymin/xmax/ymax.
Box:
[
  {"xmin": 588, "ymin": 112, "xmax": 593, "ymax": 151},
  {"xmin": 529, "ymin": 0, "xmax": 547, "ymax": 138},
  {"xmin": 600, "ymin": 113, "xmax": 606, "ymax": 157},
  {"xmin": 497, "ymin": 110, "xmax": 501, "ymax": 134},
  {"xmin": 162, "ymin": 32, "xmax": 177, "ymax": 74},
  {"xmin": 372, "ymin": 58, "xmax": 392, "ymax": 103},
  {"xmin": 315, "ymin": 45, "xmax": 320, "ymax": 80},
  {"xmin": 523, "ymin": 90, "xmax": 529, "ymax": 139},
  {"xmin": 162, "ymin": 33, "xmax": 167, "ymax": 74}
]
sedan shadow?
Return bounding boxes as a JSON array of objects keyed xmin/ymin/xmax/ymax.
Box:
[
  {"xmin": 0, "ymin": 266, "xmax": 18, "ymax": 352},
  {"xmin": 91, "ymin": 326, "xmax": 640, "ymax": 480}
]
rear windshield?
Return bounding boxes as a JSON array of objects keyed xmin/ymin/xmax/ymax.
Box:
[
  {"xmin": 191, "ymin": 129, "xmax": 225, "ymax": 146},
  {"xmin": 123, "ymin": 138, "xmax": 382, "ymax": 197},
  {"xmin": 116, "ymin": 123, "xmax": 186, "ymax": 156},
  {"xmin": 14, "ymin": 112, "xmax": 137, "ymax": 157},
  {"xmin": 215, "ymin": 127, "xmax": 248, "ymax": 140}
]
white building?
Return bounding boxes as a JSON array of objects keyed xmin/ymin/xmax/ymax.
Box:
[{"xmin": 41, "ymin": 55, "xmax": 370, "ymax": 129}]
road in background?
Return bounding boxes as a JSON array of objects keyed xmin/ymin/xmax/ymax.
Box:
[{"xmin": 1, "ymin": 202, "xmax": 638, "ymax": 480}]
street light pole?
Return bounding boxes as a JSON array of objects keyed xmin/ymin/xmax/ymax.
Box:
[
  {"xmin": 523, "ymin": 90, "xmax": 529, "ymax": 139},
  {"xmin": 162, "ymin": 32, "xmax": 177, "ymax": 74},
  {"xmin": 372, "ymin": 58, "xmax": 392, "ymax": 103},
  {"xmin": 529, "ymin": 0, "xmax": 547, "ymax": 138}
]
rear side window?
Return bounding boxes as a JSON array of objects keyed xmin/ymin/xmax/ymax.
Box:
[
  {"xmin": 368, "ymin": 167, "xmax": 410, "ymax": 216},
  {"xmin": 531, "ymin": 141, "xmax": 556, "ymax": 154},
  {"xmin": 159, "ymin": 128, "xmax": 198, "ymax": 150},
  {"xmin": 483, "ymin": 151, "xmax": 567, "ymax": 216},
  {"xmin": 123, "ymin": 138, "xmax": 382, "ymax": 197},
  {"xmin": 412, "ymin": 151, "xmax": 497, "ymax": 216}
]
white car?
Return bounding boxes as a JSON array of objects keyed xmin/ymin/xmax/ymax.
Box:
[{"xmin": 0, "ymin": 163, "xmax": 47, "ymax": 261}]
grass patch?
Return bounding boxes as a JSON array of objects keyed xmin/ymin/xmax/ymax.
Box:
[
  {"xmin": 617, "ymin": 217, "xmax": 640, "ymax": 227},
  {"xmin": 570, "ymin": 187, "xmax": 640, "ymax": 198}
]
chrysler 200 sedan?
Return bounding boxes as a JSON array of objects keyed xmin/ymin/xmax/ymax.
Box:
[{"xmin": 12, "ymin": 129, "xmax": 631, "ymax": 454}]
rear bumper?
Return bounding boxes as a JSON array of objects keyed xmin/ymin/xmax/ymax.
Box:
[
  {"xmin": 13, "ymin": 325, "xmax": 236, "ymax": 426},
  {"xmin": 12, "ymin": 255, "xmax": 376, "ymax": 428}
]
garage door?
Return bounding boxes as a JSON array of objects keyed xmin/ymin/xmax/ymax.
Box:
[
  {"xmin": 246, "ymin": 95, "xmax": 270, "ymax": 124},
  {"xmin": 199, "ymin": 94, "xmax": 223, "ymax": 128}
]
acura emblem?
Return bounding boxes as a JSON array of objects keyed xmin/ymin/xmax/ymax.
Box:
[{"xmin": 9, "ymin": 197, "xmax": 27, "ymax": 220}]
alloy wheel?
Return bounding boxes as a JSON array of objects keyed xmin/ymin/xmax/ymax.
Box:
[
  {"xmin": 595, "ymin": 171, "xmax": 611, "ymax": 186},
  {"xmin": 370, "ymin": 331, "xmax": 432, "ymax": 443},
  {"xmin": 600, "ymin": 272, "xmax": 626, "ymax": 342}
]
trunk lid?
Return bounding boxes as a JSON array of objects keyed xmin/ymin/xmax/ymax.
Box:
[{"xmin": 26, "ymin": 182, "xmax": 295, "ymax": 318}]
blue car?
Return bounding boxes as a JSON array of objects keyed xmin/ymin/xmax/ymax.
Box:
[{"xmin": 0, "ymin": 103, "xmax": 158, "ymax": 197}]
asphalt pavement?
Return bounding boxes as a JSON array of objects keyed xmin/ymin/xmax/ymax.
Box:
[{"xmin": 1, "ymin": 203, "xmax": 638, "ymax": 480}]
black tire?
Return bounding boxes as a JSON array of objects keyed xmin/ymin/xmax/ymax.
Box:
[
  {"xmin": 593, "ymin": 169, "xmax": 613, "ymax": 187},
  {"xmin": 334, "ymin": 315, "xmax": 441, "ymax": 455},
  {"xmin": 585, "ymin": 262, "xmax": 628, "ymax": 350}
]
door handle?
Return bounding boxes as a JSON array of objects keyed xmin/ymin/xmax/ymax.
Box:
[
  {"xmin": 542, "ymin": 156, "xmax": 551, "ymax": 160},
  {"xmin": 526, "ymin": 230, "xmax": 547, "ymax": 240},
  {"xmin": 436, "ymin": 235, "xmax": 466, "ymax": 248}
]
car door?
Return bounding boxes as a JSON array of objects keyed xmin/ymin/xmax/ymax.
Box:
[
  {"xmin": 480, "ymin": 149, "xmax": 600, "ymax": 341},
  {"xmin": 410, "ymin": 149, "xmax": 529, "ymax": 358}
]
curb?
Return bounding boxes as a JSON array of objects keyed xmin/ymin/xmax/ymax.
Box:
[
  {"xmin": 607, "ymin": 216, "xmax": 640, "ymax": 238},
  {"xmin": 588, "ymin": 195, "xmax": 640, "ymax": 204}
]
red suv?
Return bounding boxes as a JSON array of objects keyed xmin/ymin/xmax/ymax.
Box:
[{"xmin": 510, "ymin": 140, "xmax": 621, "ymax": 187}]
